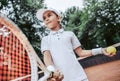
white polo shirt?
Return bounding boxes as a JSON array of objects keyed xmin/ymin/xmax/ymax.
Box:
[{"xmin": 41, "ymin": 28, "xmax": 88, "ymax": 81}]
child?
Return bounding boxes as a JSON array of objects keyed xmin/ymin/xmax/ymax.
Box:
[{"xmin": 36, "ymin": 8, "xmax": 114, "ymax": 81}]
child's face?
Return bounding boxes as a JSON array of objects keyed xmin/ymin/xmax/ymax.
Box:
[{"xmin": 43, "ymin": 11, "xmax": 61, "ymax": 30}]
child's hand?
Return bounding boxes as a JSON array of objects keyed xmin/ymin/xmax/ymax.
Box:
[
  {"xmin": 47, "ymin": 70, "xmax": 64, "ymax": 81},
  {"xmin": 47, "ymin": 78, "xmax": 56, "ymax": 81},
  {"xmin": 102, "ymin": 48, "xmax": 116, "ymax": 57},
  {"xmin": 53, "ymin": 70, "xmax": 64, "ymax": 81}
]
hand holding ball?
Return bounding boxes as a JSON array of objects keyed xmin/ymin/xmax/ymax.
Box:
[{"xmin": 106, "ymin": 46, "xmax": 117, "ymax": 55}]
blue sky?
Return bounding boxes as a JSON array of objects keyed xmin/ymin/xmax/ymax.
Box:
[{"xmin": 44, "ymin": 0, "xmax": 84, "ymax": 12}]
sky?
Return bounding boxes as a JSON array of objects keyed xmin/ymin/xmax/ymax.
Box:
[{"xmin": 44, "ymin": 0, "xmax": 84, "ymax": 12}]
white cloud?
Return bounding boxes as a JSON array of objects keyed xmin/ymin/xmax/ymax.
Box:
[{"xmin": 44, "ymin": 0, "xmax": 84, "ymax": 12}]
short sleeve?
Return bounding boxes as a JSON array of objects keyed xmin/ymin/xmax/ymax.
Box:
[
  {"xmin": 41, "ymin": 36, "xmax": 50, "ymax": 53},
  {"xmin": 71, "ymin": 32, "xmax": 81, "ymax": 49}
]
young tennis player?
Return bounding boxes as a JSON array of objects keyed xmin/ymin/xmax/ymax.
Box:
[{"xmin": 36, "ymin": 8, "xmax": 115, "ymax": 81}]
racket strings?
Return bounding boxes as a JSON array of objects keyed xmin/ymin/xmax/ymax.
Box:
[{"xmin": 0, "ymin": 24, "xmax": 31, "ymax": 81}]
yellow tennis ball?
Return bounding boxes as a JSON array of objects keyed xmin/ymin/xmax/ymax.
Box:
[{"xmin": 106, "ymin": 46, "xmax": 116, "ymax": 54}]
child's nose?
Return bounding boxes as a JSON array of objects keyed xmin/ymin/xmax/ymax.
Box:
[{"xmin": 45, "ymin": 17, "xmax": 49, "ymax": 21}]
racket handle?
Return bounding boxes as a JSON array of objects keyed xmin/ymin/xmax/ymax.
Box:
[{"xmin": 38, "ymin": 73, "xmax": 50, "ymax": 81}]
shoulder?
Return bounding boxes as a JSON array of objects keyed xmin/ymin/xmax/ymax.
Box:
[
  {"xmin": 64, "ymin": 31, "xmax": 75, "ymax": 35},
  {"xmin": 41, "ymin": 35, "xmax": 50, "ymax": 41},
  {"xmin": 64, "ymin": 31, "xmax": 74, "ymax": 34}
]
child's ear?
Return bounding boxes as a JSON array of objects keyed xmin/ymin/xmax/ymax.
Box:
[{"xmin": 58, "ymin": 16, "xmax": 61, "ymax": 22}]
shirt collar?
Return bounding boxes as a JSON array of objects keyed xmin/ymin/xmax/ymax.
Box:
[{"xmin": 50, "ymin": 28, "xmax": 64, "ymax": 35}]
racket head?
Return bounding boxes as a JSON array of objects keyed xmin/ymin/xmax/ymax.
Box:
[{"xmin": 0, "ymin": 15, "xmax": 38, "ymax": 81}]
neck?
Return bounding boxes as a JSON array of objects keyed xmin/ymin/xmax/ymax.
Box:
[{"xmin": 50, "ymin": 24, "xmax": 61, "ymax": 31}]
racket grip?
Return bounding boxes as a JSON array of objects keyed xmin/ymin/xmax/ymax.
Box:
[
  {"xmin": 39, "ymin": 65, "xmax": 55, "ymax": 81},
  {"xmin": 38, "ymin": 72, "xmax": 52, "ymax": 81}
]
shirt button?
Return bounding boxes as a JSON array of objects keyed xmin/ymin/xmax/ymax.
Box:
[{"xmin": 56, "ymin": 34, "xmax": 60, "ymax": 40}]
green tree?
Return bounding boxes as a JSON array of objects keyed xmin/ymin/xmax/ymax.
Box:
[
  {"xmin": 95, "ymin": 0, "xmax": 120, "ymax": 46},
  {"xmin": 62, "ymin": 7, "xmax": 82, "ymax": 37},
  {"xmin": 82, "ymin": 0, "xmax": 120, "ymax": 48},
  {"xmin": 80, "ymin": 0, "xmax": 103, "ymax": 48},
  {"xmin": 0, "ymin": 0, "xmax": 45, "ymax": 57},
  {"xmin": 62, "ymin": 0, "xmax": 120, "ymax": 49}
]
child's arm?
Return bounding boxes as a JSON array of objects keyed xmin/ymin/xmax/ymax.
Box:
[
  {"xmin": 74, "ymin": 46, "xmax": 93, "ymax": 57},
  {"xmin": 43, "ymin": 50, "xmax": 54, "ymax": 67},
  {"xmin": 43, "ymin": 50, "xmax": 64, "ymax": 81},
  {"xmin": 74, "ymin": 46, "xmax": 114, "ymax": 58}
]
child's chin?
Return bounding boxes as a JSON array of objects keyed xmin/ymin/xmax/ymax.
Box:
[{"xmin": 48, "ymin": 26, "xmax": 56, "ymax": 29}]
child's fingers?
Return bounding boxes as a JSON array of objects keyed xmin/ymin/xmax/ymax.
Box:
[
  {"xmin": 52, "ymin": 70, "xmax": 64, "ymax": 80},
  {"xmin": 47, "ymin": 72, "xmax": 63, "ymax": 81},
  {"xmin": 53, "ymin": 70, "xmax": 60, "ymax": 78},
  {"xmin": 57, "ymin": 72, "xmax": 64, "ymax": 81},
  {"xmin": 47, "ymin": 77, "xmax": 56, "ymax": 81},
  {"xmin": 102, "ymin": 48, "xmax": 109, "ymax": 55},
  {"xmin": 109, "ymin": 53, "xmax": 116, "ymax": 57},
  {"xmin": 102, "ymin": 48, "xmax": 115, "ymax": 57}
]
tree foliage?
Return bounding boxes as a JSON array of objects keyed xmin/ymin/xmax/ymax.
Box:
[
  {"xmin": 1, "ymin": 0, "xmax": 120, "ymax": 52},
  {"xmin": 83, "ymin": 0, "xmax": 120, "ymax": 48},
  {"xmin": 0, "ymin": 0, "xmax": 45, "ymax": 57},
  {"xmin": 62, "ymin": 7, "xmax": 82, "ymax": 35},
  {"xmin": 62, "ymin": 0, "xmax": 120, "ymax": 49}
]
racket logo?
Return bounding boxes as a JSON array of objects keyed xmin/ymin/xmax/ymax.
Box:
[
  {"xmin": 0, "ymin": 47, "xmax": 11, "ymax": 69},
  {"xmin": 0, "ymin": 25, "xmax": 10, "ymax": 37}
]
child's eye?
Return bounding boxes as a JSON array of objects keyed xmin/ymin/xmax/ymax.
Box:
[
  {"xmin": 48, "ymin": 14, "xmax": 51, "ymax": 17},
  {"xmin": 43, "ymin": 17, "xmax": 46, "ymax": 20},
  {"xmin": 43, "ymin": 13, "xmax": 52, "ymax": 20}
]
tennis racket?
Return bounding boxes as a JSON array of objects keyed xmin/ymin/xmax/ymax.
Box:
[{"xmin": 0, "ymin": 14, "xmax": 50, "ymax": 81}]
